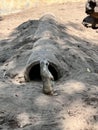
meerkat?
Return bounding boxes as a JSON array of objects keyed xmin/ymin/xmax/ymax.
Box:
[{"xmin": 40, "ymin": 59, "xmax": 54, "ymax": 95}]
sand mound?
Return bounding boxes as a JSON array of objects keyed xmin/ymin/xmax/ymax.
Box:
[{"xmin": 0, "ymin": 13, "xmax": 98, "ymax": 130}]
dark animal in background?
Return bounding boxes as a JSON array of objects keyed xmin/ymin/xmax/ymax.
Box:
[
  {"xmin": 84, "ymin": 0, "xmax": 98, "ymax": 28},
  {"xmin": 85, "ymin": 0, "xmax": 96, "ymax": 14}
]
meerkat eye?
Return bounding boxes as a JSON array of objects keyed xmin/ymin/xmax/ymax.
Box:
[{"xmin": 46, "ymin": 62, "xmax": 49, "ymax": 66}]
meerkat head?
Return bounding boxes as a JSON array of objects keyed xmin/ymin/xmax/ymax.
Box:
[{"xmin": 40, "ymin": 59, "xmax": 49, "ymax": 67}]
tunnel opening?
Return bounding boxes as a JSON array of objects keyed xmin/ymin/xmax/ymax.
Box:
[{"xmin": 28, "ymin": 63, "xmax": 59, "ymax": 81}]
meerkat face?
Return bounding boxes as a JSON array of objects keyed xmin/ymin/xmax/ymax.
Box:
[
  {"xmin": 40, "ymin": 59, "xmax": 49, "ymax": 67},
  {"xmin": 45, "ymin": 60, "xmax": 49, "ymax": 67}
]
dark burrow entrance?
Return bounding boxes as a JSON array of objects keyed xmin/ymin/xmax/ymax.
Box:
[{"xmin": 28, "ymin": 63, "xmax": 59, "ymax": 81}]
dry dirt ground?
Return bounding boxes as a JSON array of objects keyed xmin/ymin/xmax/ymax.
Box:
[{"xmin": 0, "ymin": 1, "xmax": 98, "ymax": 130}]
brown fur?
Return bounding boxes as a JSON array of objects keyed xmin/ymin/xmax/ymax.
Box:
[{"xmin": 91, "ymin": 13, "xmax": 98, "ymax": 28}]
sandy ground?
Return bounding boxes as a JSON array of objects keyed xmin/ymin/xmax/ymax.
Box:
[{"xmin": 0, "ymin": 1, "xmax": 98, "ymax": 130}]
